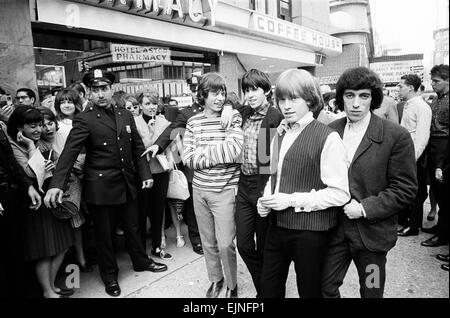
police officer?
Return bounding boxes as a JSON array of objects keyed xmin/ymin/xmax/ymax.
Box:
[{"xmin": 44, "ymin": 69, "xmax": 167, "ymax": 297}]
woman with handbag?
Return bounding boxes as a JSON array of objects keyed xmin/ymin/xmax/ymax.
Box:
[
  {"xmin": 7, "ymin": 106, "xmax": 74, "ymax": 298},
  {"xmin": 135, "ymin": 93, "xmax": 173, "ymax": 260}
]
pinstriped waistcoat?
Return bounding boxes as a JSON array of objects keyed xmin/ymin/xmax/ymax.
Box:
[{"xmin": 271, "ymin": 120, "xmax": 340, "ymax": 231}]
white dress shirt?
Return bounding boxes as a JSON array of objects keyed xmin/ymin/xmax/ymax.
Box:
[
  {"xmin": 343, "ymin": 112, "xmax": 372, "ymax": 163},
  {"xmin": 264, "ymin": 112, "xmax": 350, "ymax": 212},
  {"xmin": 400, "ymin": 95, "xmax": 432, "ymax": 160}
]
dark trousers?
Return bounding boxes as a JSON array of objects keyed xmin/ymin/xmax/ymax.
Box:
[
  {"xmin": 0, "ymin": 197, "xmax": 25, "ymax": 298},
  {"xmin": 322, "ymin": 224, "xmax": 387, "ymax": 298},
  {"xmin": 235, "ymin": 174, "xmax": 269, "ymax": 295},
  {"xmin": 183, "ymin": 182, "xmax": 201, "ymax": 246},
  {"xmin": 260, "ymin": 225, "xmax": 329, "ymax": 298},
  {"xmin": 399, "ymin": 155, "xmax": 428, "ymax": 230},
  {"xmin": 138, "ymin": 171, "xmax": 169, "ymax": 250},
  {"xmin": 88, "ymin": 199, "xmax": 151, "ymax": 285},
  {"xmin": 428, "ymin": 138, "xmax": 449, "ymax": 241}
]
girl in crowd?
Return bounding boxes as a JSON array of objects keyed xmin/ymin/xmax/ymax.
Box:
[
  {"xmin": 125, "ymin": 96, "xmax": 141, "ymax": 117},
  {"xmin": 8, "ymin": 106, "xmax": 74, "ymax": 298},
  {"xmin": 52, "ymin": 90, "xmax": 91, "ymax": 272}
]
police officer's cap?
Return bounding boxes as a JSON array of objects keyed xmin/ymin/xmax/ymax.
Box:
[{"xmin": 82, "ymin": 69, "xmax": 115, "ymax": 88}]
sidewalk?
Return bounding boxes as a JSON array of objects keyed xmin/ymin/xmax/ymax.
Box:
[{"xmin": 70, "ymin": 215, "xmax": 449, "ymax": 298}]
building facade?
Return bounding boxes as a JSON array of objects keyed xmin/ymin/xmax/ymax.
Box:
[{"xmin": 0, "ymin": 0, "xmax": 342, "ymax": 104}]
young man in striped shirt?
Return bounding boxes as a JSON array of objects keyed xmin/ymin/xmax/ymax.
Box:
[{"xmin": 183, "ymin": 73, "xmax": 244, "ymax": 298}]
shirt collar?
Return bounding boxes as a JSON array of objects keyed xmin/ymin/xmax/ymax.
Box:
[
  {"xmin": 277, "ymin": 112, "xmax": 314, "ymax": 135},
  {"xmin": 254, "ymin": 102, "xmax": 270, "ymax": 116}
]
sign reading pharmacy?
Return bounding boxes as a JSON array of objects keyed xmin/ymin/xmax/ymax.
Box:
[
  {"xmin": 369, "ymin": 60, "xmax": 424, "ymax": 83},
  {"xmin": 110, "ymin": 44, "xmax": 171, "ymax": 62}
]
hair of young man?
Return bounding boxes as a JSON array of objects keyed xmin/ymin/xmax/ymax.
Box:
[
  {"xmin": 334, "ymin": 67, "xmax": 384, "ymax": 112},
  {"xmin": 16, "ymin": 88, "xmax": 37, "ymax": 103},
  {"xmin": 197, "ymin": 73, "xmax": 227, "ymax": 106},
  {"xmin": 7, "ymin": 105, "xmax": 42, "ymax": 142},
  {"xmin": 0, "ymin": 86, "xmax": 6, "ymax": 95},
  {"xmin": 401, "ymin": 74, "xmax": 422, "ymax": 92},
  {"xmin": 241, "ymin": 69, "xmax": 272, "ymax": 100},
  {"xmin": 274, "ymin": 69, "xmax": 322, "ymax": 113},
  {"xmin": 54, "ymin": 89, "xmax": 82, "ymax": 119}
]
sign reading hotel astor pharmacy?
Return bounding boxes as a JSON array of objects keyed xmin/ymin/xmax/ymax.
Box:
[{"xmin": 110, "ymin": 44, "xmax": 171, "ymax": 62}]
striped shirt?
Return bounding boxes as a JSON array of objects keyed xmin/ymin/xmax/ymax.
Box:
[{"xmin": 183, "ymin": 110, "xmax": 243, "ymax": 192}]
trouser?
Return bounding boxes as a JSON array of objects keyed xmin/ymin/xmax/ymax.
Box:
[
  {"xmin": 428, "ymin": 137, "xmax": 449, "ymax": 241},
  {"xmin": 0, "ymin": 192, "xmax": 26, "ymax": 298},
  {"xmin": 399, "ymin": 155, "xmax": 428, "ymax": 229},
  {"xmin": 138, "ymin": 172, "xmax": 169, "ymax": 250},
  {"xmin": 322, "ymin": 224, "xmax": 387, "ymax": 298},
  {"xmin": 88, "ymin": 199, "xmax": 151, "ymax": 285},
  {"xmin": 183, "ymin": 182, "xmax": 201, "ymax": 246},
  {"xmin": 193, "ymin": 188, "xmax": 237, "ymax": 289},
  {"xmin": 235, "ymin": 174, "xmax": 269, "ymax": 295},
  {"xmin": 260, "ymin": 224, "xmax": 329, "ymax": 298}
]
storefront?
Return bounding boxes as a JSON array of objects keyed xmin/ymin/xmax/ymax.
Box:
[{"xmin": 3, "ymin": 0, "xmax": 342, "ymax": 104}]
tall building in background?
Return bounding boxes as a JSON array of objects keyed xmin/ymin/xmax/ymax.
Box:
[
  {"xmin": 433, "ymin": 0, "xmax": 449, "ymax": 65},
  {"xmin": 316, "ymin": 0, "xmax": 375, "ymax": 87}
]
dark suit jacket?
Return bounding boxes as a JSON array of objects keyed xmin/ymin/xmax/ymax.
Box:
[
  {"xmin": 50, "ymin": 102, "xmax": 151, "ymax": 205},
  {"xmin": 239, "ymin": 104, "xmax": 284, "ymax": 195},
  {"xmin": 329, "ymin": 114, "xmax": 417, "ymax": 252}
]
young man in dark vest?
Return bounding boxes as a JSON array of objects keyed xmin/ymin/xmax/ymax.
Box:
[
  {"xmin": 321, "ymin": 67, "xmax": 417, "ymax": 298},
  {"xmin": 257, "ymin": 69, "xmax": 350, "ymax": 298}
]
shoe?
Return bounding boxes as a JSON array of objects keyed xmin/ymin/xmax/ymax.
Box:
[
  {"xmin": 105, "ymin": 281, "xmax": 121, "ymax": 297},
  {"xmin": 398, "ymin": 227, "xmax": 419, "ymax": 237},
  {"xmin": 421, "ymin": 226, "xmax": 438, "ymax": 234},
  {"xmin": 224, "ymin": 285, "xmax": 238, "ymax": 298},
  {"xmin": 441, "ymin": 263, "xmax": 449, "ymax": 271},
  {"xmin": 193, "ymin": 243, "xmax": 204, "ymax": 255},
  {"xmin": 151, "ymin": 247, "xmax": 173, "ymax": 260},
  {"xmin": 176, "ymin": 235, "xmax": 185, "ymax": 248},
  {"xmin": 436, "ymin": 254, "xmax": 449, "ymax": 262},
  {"xmin": 55, "ymin": 288, "xmax": 74, "ymax": 296},
  {"xmin": 206, "ymin": 278, "xmax": 224, "ymax": 298},
  {"xmin": 135, "ymin": 261, "xmax": 168, "ymax": 273},
  {"xmin": 427, "ymin": 210, "xmax": 437, "ymax": 221},
  {"xmin": 421, "ymin": 235, "xmax": 449, "ymax": 247}
]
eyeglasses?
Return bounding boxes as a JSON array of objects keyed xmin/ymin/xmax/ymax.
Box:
[{"xmin": 15, "ymin": 95, "xmax": 30, "ymax": 100}]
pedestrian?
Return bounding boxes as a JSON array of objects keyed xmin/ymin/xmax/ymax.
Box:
[
  {"xmin": 232, "ymin": 69, "xmax": 283, "ymax": 297},
  {"xmin": 44, "ymin": 69, "xmax": 167, "ymax": 297},
  {"xmin": 8, "ymin": 105, "xmax": 75, "ymax": 298},
  {"xmin": 321, "ymin": 67, "xmax": 418, "ymax": 298},
  {"xmin": 15, "ymin": 88, "xmax": 36, "ymax": 107},
  {"xmin": 256, "ymin": 69, "xmax": 350, "ymax": 298},
  {"xmin": 0, "ymin": 118, "xmax": 41, "ymax": 298},
  {"xmin": 183, "ymin": 72, "xmax": 243, "ymax": 298},
  {"xmin": 396, "ymin": 74, "xmax": 432, "ymax": 237},
  {"xmin": 421, "ymin": 64, "xmax": 449, "ymax": 247}
]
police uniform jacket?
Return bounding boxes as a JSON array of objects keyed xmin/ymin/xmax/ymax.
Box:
[{"xmin": 49, "ymin": 102, "xmax": 152, "ymax": 205}]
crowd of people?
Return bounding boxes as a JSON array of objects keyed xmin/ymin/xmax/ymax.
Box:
[{"xmin": 0, "ymin": 63, "xmax": 448, "ymax": 299}]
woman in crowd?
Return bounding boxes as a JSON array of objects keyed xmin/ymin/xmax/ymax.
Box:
[
  {"xmin": 135, "ymin": 92, "xmax": 173, "ymax": 260},
  {"xmin": 7, "ymin": 106, "xmax": 74, "ymax": 298},
  {"xmin": 125, "ymin": 95, "xmax": 141, "ymax": 117},
  {"xmin": 48, "ymin": 92, "xmax": 92, "ymax": 272}
]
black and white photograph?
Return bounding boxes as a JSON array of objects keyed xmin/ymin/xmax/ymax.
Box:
[{"xmin": 0, "ymin": 0, "xmax": 448, "ymax": 305}]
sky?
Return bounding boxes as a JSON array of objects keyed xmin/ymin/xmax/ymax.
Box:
[{"xmin": 369, "ymin": 0, "xmax": 447, "ymax": 68}]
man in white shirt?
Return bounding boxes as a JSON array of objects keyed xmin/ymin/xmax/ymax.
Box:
[
  {"xmin": 397, "ymin": 74, "xmax": 432, "ymax": 237},
  {"xmin": 322, "ymin": 67, "xmax": 417, "ymax": 298},
  {"xmin": 257, "ymin": 69, "xmax": 350, "ymax": 298}
]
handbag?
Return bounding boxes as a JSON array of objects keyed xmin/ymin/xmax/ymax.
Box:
[
  {"xmin": 166, "ymin": 161, "xmax": 190, "ymax": 200},
  {"xmin": 50, "ymin": 173, "xmax": 81, "ymax": 220}
]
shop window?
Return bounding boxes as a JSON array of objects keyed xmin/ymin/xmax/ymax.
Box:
[{"xmin": 277, "ymin": 0, "xmax": 292, "ymax": 22}]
